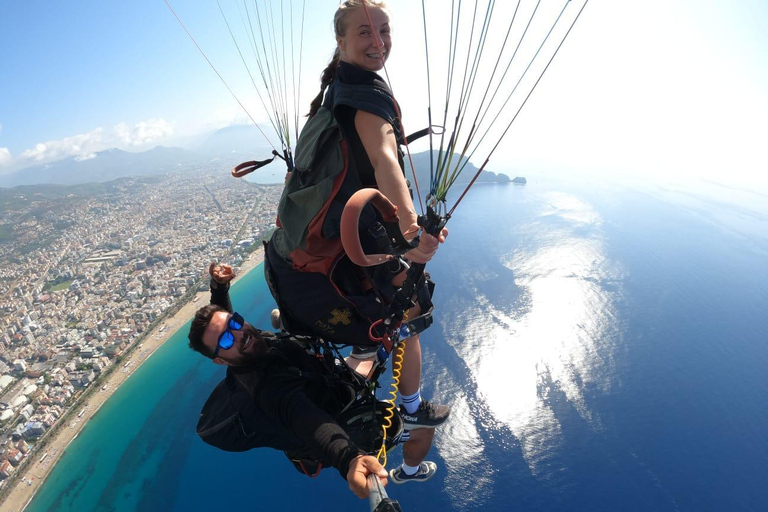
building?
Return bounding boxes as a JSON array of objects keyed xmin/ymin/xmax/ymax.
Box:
[
  {"xmin": 16, "ymin": 439, "xmax": 30, "ymax": 454},
  {"xmin": 0, "ymin": 374, "xmax": 13, "ymax": 392},
  {"xmin": 0, "ymin": 459, "xmax": 14, "ymax": 480},
  {"xmin": 0, "ymin": 409, "xmax": 14, "ymax": 424},
  {"xmin": 21, "ymin": 421, "xmax": 46, "ymax": 440},
  {"xmin": 6, "ymin": 448, "xmax": 23, "ymax": 466}
]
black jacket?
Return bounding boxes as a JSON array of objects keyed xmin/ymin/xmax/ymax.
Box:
[{"xmin": 205, "ymin": 280, "xmax": 365, "ymax": 479}]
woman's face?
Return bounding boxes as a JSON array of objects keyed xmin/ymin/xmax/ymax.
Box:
[{"xmin": 337, "ymin": 6, "xmax": 391, "ymax": 71}]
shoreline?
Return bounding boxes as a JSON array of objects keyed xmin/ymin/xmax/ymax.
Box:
[{"xmin": 0, "ymin": 249, "xmax": 265, "ymax": 512}]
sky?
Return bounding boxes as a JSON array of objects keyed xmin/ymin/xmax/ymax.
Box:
[{"xmin": 1, "ymin": 0, "xmax": 766, "ymax": 190}]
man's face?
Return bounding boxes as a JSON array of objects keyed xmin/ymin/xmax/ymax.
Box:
[{"xmin": 202, "ymin": 311, "xmax": 264, "ymax": 366}]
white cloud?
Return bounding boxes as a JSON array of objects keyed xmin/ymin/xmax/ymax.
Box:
[
  {"xmin": 114, "ymin": 118, "xmax": 174, "ymax": 147},
  {"xmin": 19, "ymin": 128, "xmax": 105, "ymax": 164},
  {"xmin": 6, "ymin": 118, "xmax": 175, "ymax": 172},
  {"xmin": 0, "ymin": 147, "xmax": 11, "ymax": 168},
  {"xmin": 206, "ymin": 106, "xmax": 255, "ymax": 130}
]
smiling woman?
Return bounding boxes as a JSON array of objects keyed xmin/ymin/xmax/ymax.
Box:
[{"xmin": 336, "ymin": 3, "xmax": 392, "ymax": 71}]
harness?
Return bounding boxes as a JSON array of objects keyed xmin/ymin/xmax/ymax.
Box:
[
  {"xmin": 269, "ymin": 333, "xmax": 408, "ymax": 478},
  {"xmin": 196, "ymin": 331, "xmax": 406, "ymax": 477},
  {"xmin": 261, "ymin": 66, "xmax": 437, "ymax": 342},
  {"xmin": 230, "ymin": 65, "xmax": 441, "ymax": 480}
]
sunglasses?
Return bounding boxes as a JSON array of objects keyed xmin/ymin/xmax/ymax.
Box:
[{"xmin": 213, "ymin": 312, "xmax": 244, "ymax": 358}]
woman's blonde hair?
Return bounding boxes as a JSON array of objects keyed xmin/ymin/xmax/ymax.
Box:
[
  {"xmin": 308, "ymin": 0, "xmax": 390, "ymax": 118},
  {"xmin": 333, "ymin": 0, "xmax": 389, "ymax": 39}
]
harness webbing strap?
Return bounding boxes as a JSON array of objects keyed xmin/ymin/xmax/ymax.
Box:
[
  {"xmin": 232, "ymin": 149, "xmax": 294, "ymax": 178},
  {"xmin": 232, "ymin": 156, "xmax": 278, "ymax": 177},
  {"xmin": 404, "ymin": 127, "xmax": 431, "ymax": 145}
]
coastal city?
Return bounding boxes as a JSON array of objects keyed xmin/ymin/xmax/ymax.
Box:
[{"xmin": 0, "ymin": 167, "xmax": 281, "ymax": 494}]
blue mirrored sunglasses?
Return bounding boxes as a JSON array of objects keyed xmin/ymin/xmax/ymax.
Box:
[{"xmin": 213, "ymin": 312, "xmax": 244, "ymax": 358}]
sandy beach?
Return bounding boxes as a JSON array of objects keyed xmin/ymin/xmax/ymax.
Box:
[{"xmin": 0, "ymin": 249, "xmax": 264, "ymax": 512}]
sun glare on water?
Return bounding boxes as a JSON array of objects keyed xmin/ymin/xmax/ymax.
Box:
[{"xmin": 440, "ymin": 191, "xmax": 623, "ymax": 489}]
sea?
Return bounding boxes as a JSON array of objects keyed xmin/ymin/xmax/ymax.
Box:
[{"xmin": 24, "ymin": 171, "xmax": 768, "ymax": 512}]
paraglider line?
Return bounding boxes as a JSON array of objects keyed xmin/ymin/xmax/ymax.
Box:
[{"xmin": 163, "ymin": 0, "xmax": 277, "ymax": 152}]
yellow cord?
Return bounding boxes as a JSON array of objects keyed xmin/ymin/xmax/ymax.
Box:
[{"xmin": 376, "ymin": 338, "xmax": 406, "ymax": 467}]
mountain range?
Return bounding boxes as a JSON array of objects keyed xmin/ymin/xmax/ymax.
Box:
[
  {"xmin": 0, "ymin": 124, "xmax": 513, "ymax": 188},
  {"xmin": 404, "ymin": 151, "xmax": 510, "ymax": 187},
  {"xmin": 0, "ymin": 146, "xmax": 207, "ymax": 187}
]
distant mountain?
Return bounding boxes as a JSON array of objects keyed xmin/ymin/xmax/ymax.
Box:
[
  {"xmin": 194, "ymin": 126, "xmax": 516, "ymax": 190},
  {"xmin": 404, "ymin": 151, "xmax": 511, "ymax": 188},
  {"xmin": 195, "ymin": 124, "xmax": 277, "ymax": 158},
  {"xmin": 0, "ymin": 177, "xmax": 165, "ymax": 215},
  {"xmin": 0, "ymin": 134, "xmax": 512, "ymax": 190},
  {"xmin": 1, "ymin": 146, "xmax": 207, "ymax": 187}
]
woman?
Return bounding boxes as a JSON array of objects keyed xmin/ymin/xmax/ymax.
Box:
[{"xmin": 265, "ymin": 0, "xmax": 448, "ymax": 484}]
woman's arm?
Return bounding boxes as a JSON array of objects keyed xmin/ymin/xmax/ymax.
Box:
[
  {"xmin": 355, "ymin": 110, "xmax": 448, "ymax": 265},
  {"xmin": 354, "ymin": 110, "xmax": 418, "ymax": 238}
]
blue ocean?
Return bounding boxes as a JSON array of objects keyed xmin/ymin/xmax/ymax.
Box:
[{"xmin": 25, "ymin": 173, "xmax": 768, "ymax": 511}]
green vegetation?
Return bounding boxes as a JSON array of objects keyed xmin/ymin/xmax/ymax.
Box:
[
  {"xmin": 19, "ymin": 238, "xmax": 50, "ymax": 255},
  {"xmin": 44, "ymin": 277, "xmax": 74, "ymax": 292},
  {"xmin": 0, "ymin": 224, "xmax": 14, "ymax": 243},
  {"xmin": 0, "ymin": 194, "xmax": 30, "ymax": 214},
  {"xmin": 0, "ymin": 177, "xmax": 159, "ymax": 216},
  {"xmin": 49, "ymin": 280, "xmax": 74, "ymax": 292},
  {"xmin": 241, "ymin": 241, "xmax": 263, "ymax": 256},
  {"xmin": 54, "ymin": 220, "xmax": 76, "ymax": 230}
]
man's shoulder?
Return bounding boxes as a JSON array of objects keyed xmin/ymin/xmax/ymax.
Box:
[{"xmin": 227, "ymin": 364, "xmax": 264, "ymax": 394}]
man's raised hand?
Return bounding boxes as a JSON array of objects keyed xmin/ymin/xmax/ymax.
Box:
[{"xmin": 208, "ymin": 262, "xmax": 236, "ymax": 285}]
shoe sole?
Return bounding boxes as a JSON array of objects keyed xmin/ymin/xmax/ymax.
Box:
[
  {"xmin": 389, "ymin": 462, "xmax": 438, "ymax": 484},
  {"xmin": 400, "ymin": 415, "xmax": 450, "ymax": 430}
]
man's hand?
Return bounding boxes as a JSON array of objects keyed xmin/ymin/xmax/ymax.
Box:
[
  {"xmin": 347, "ymin": 455, "xmax": 388, "ymax": 499},
  {"xmin": 208, "ymin": 262, "xmax": 236, "ymax": 285},
  {"xmin": 404, "ymin": 227, "xmax": 448, "ymax": 264}
]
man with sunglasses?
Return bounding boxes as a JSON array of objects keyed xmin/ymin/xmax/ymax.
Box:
[{"xmin": 187, "ymin": 263, "xmax": 437, "ymax": 500}]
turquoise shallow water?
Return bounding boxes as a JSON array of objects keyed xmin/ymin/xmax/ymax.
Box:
[
  {"xmin": 26, "ymin": 176, "xmax": 768, "ymax": 511},
  {"xmin": 25, "ymin": 270, "xmax": 275, "ymax": 512}
]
